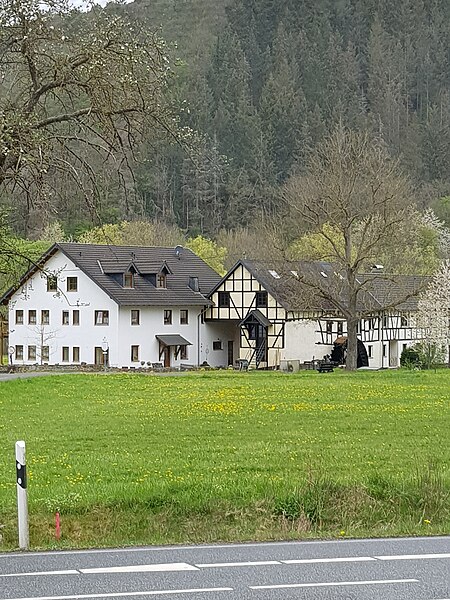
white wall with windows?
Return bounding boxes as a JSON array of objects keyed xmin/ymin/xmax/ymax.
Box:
[{"xmin": 8, "ymin": 252, "xmax": 118, "ymax": 366}]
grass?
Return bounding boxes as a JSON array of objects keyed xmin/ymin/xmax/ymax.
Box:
[{"xmin": 0, "ymin": 369, "xmax": 449, "ymax": 549}]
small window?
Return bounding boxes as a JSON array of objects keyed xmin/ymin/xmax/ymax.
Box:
[
  {"xmin": 62, "ymin": 310, "xmax": 69, "ymax": 325},
  {"xmin": 383, "ymin": 316, "xmax": 388, "ymax": 328},
  {"xmin": 403, "ymin": 343, "xmax": 408, "ymax": 352},
  {"xmin": 368, "ymin": 345, "xmax": 373, "ymax": 359},
  {"xmin": 95, "ymin": 310, "xmax": 109, "ymax": 325},
  {"xmin": 47, "ymin": 276, "xmax": 57, "ymax": 292},
  {"xmin": 42, "ymin": 346, "xmax": 49, "ymax": 362},
  {"xmin": 180, "ymin": 345, "xmax": 188, "ymax": 360},
  {"xmin": 326, "ymin": 321, "xmax": 333, "ymax": 334},
  {"xmin": 131, "ymin": 345, "xmax": 139, "ymax": 362},
  {"xmin": 131, "ymin": 309, "xmax": 140, "ymax": 325},
  {"xmin": 62, "ymin": 346, "xmax": 69, "ymax": 362},
  {"xmin": 67, "ymin": 277, "xmax": 78, "ymax": 292},
  {"xmin": 255, "ymin": 291, "xmax": 268, "ymax": 308},
  {"xmin": 400, "ymin": 315, "xmax": 408, "ymax": 327},
  {"xmin": 28, "ymin": 345, "xmax": 36, "ymax": 361},
  {"xmin": 15, "ymin": 345, "xmax": 23, "ymax": 360},
  {"xmin": 157, "ymin": 274, "xmax": 166, "ymax": 288},
  {"xmin": 73, "ymin": 310, "xmax": 80, "ymax": 325},
  {"xmin": 41, "ymin": 310, "xmax": 50, "ymax": 325},
  {"xmin": 15, "ymin": 310, "xmax": 24, "ymax": 325},
  {"xmin": 28, "ymin": 310, "xmax": 37, "ymax": 325},
  {"xmin": 73, "ymin": 347, "xmax": 80, "ymax": 362},
  {"xmin": 213, "ymin": 341, "xmax": 223, "ymax": 351},
  {"xmin": 382, "ymin": 344, "xmax": 387, "ymax": 358},
  {"xmin": 164, "ymin": 309, "xmax": 172, "ymax": 325},
  {"xmin": 124, "ymin": 273, "xmax": 134, "ymax": 288},
  {"xmin": 180, "ymin": 310, "xmax": 188, "ymax": 325},
  {"xmin": 218, "ymin": 291, "xmax": 230, "ymax": 308},
  {"xmin": 337, "ymin": 322, "xmax": 343, "ymax": 336}
]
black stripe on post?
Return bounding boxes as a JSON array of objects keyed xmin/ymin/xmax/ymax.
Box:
[{"xmin": 16, "ymin": 462, "xmax": 27, "ymax": 489}]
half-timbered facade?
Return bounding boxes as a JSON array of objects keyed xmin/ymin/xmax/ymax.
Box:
[{"xmin": 206, "ymin": 259, "xmax": 428, "ymax": 369}]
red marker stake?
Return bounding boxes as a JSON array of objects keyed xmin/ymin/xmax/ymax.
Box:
[{"xmin": 55, "ymin": 512, "xmax": 61, "ymax": 540}]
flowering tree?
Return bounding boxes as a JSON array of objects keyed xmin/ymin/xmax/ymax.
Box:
[{"xmin": 415, "ymin": 260, "xmax": 450, "ymax": 368}]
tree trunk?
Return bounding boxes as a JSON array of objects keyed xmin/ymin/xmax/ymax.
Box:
[{"xmin": 346, "ymin": 317, "xmax": 359, "ymax": 371}]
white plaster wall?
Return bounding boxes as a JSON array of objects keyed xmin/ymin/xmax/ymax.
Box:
[
  {"xmin": 8, "ymin": 252, "xmax": 119, "ymax": 366},
  {"xmin": 200, "ymin": 321, "xmax": 240, "ymax": 367},
  {"xmin": 118, "ymin": 306, "xmax": 203, "ymax": 368},
  {"xmin": 282, "ymin": 321, "xmax": 333, "ymax": 363}
]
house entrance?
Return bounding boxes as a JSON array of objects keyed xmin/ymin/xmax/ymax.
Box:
[
  {"xmin": 389, "ymin": 340, "xmax": 399, "ymax": 367},
  {"xmin": 227, "ymin": 341, "xmax": 234, "ymax": 366},
  {"xmin": 163, "ymin": 346, "xmax": 170, "ymax": 368}
]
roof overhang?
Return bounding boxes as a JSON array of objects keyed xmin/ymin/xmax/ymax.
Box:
[
  {"xmin": 156, "ymin": 334, "xmax": 192, "ymax": 346},
  {"xmin": 240, "ymin": 309, "xmax": 271, "ymax": 328}
]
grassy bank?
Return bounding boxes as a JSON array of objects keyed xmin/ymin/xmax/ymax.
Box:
[{"xmin": 0, "ymin": 370, "xmax": 449, "ymax": 549}]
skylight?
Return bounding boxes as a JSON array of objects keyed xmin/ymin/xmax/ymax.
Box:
[
  {"xmin": 320, "ymin": 271, "xmax": 328, "ymax": 278},
  {"xmin": 269, "ymin": 269, "xmax": 281, "ymax": 279}
]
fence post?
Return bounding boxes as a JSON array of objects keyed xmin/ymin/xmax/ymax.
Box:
[{"xmin": 15, "ymin": 441, "xmax": 29, "ymax": 550}]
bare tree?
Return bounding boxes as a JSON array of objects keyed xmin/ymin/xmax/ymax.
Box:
[
  {"xmin": 0, "ymin": 0, "xmax": 176, "ymax": 220},
  {"xmin": 283, "ymin": 126, "xmax": 421, "ymax": 370}
]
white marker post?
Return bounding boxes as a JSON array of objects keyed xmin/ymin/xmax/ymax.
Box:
[{"xmin": 15, "ymin": 441, "xmax": 29, "ymax": 550}]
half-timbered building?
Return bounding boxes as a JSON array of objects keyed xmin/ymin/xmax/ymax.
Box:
[{"xmin": 206, "ymin": 259, "xmax": 427, "ymax": 370}]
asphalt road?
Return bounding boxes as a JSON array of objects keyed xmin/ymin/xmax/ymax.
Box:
[{"xmin": 0, "ymin": 536, "xmax": 449, "ymax": 600}]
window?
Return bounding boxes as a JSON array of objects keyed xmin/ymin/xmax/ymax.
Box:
[
  {"xmin": 28, "ymin": 310, "xmax": 37, "ymax": 325},
  {"xmin": 73, "ymin": 347, "xmax": 80, "ymax": 362},
  {"xmin": 213, "ymin": 341, "xmax": 223, "ymax": 351},
  {"xmin": 131, "ymin": 309, "xmax": 140, "ymax": 325},
  {"xmin": 400, "ymin": 315, "xmax": 408, "ymax": 327},
  {"xmin": 382, "ymin": 344, "xmax": 387, "ymax": 358},
  {"xmin": 383, "ymin": 316, "xmax": 388, "ymax": 328},
  {"xmin": 67, "ymin": 277, "xmax": 78, "ymax": 292},
  {"xmin": 41, "ymin": 310, "xmax": 50, "ymax": 325},
  {"xmin": 42, "ymin": 346, "xmax": 49, "ymax": 362},
  {"xmin": 368, "ymin": 345, "xmax": 373, "ymax": 359},
  {"xmin": 73, "ymin": 310, "xmax": 79, "ymax": 326},
  {"xmin": 403, "ymin": 343, "xmax": 408, "ymax": 352},
  {"xmin": 180, "ymin": 310, "xmax": 188, "ymax": 325},
  {"xmin": 218, "ymin": 291, "xmax": 230, "ymax": 308},
  {"xmin": 28, "ymin": 345, "xmax": 36, "ymax": 361},
  {"xmin": 180, "ymin": 345, "xmax": 188, "ymax": 360},
  {"xmin": 15, "ymin": 345, "xmax": 23, "ymax": 360},
  {"xmin": 337, "ymin": 322, "xmax": 343, "ymax": 336},
  {"xmin": 62, "ymin": 310, "xmax": 69, "ymax": 325},
  {"xmin": 164, "ymin": 309, "xmax": 172, "ymax": 325},
  {"xmin": 157, "ymin": 274, "xmax": 166, "ymax": 288},
  {"xmin": 124, "ymin": 273, "xmax": 134, "ymax": 288},
  {"xmin": 62, "ymin": 346, "xmax": 69, "ymax": 362},
  {"xmin": 131, "ymin": 345, "xmax": 139, "ymax": 362},
  {"xmin": 47, "ymin": 276, "xmax": 57, "ymax": 292},
  {"xmin": 326, "ymin": 321, "xmax": 333, "ymax": 335},
  {"xmin": 15, "ymin": 310, "xmax": 24, "ymax": 325},
  {"xmin": 95, "ymin": 310, "xmax": 109, "ymax": 325},
  {"xmin": 255, "ymin": 291, "xmax": 268, "ymax": 308}
]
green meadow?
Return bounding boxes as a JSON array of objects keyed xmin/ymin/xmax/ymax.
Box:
[{"xmin": 0, "ymin": 370, "xmax": 449, "ymax": 549}]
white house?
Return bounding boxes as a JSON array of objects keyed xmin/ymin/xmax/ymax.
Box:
[
  {"xmin": 205, "ymin": 259, "xmax": 428, "ymax": 370},
  {"xmin": 1, "ymin": 243, "xmax": 234, "ymax": 369}
]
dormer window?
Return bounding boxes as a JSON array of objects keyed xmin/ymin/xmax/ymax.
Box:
[
  {"xmin": 124, "ymin": 272, "xmax": 134, "ymax": 288},
  {"xmin": 157, "ymin": 274, "xmax": 166, "ymax": 288}
]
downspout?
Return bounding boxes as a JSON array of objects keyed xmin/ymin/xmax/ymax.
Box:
[
  {"xmin": 381, "ymin": 310, "xmax": 385, "ymax": 369},
  {"xmin": 197, "ymin": 305, "xmax": 211, "ymax": 366}
]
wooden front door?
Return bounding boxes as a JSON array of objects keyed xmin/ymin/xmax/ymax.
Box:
[{"xmin": 163, "ymin": 346, "xmax": 171, "ymax": 368}]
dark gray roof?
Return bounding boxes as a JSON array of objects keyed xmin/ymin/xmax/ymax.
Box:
[
  {"xmin": 1, "ymin": 243, "xmax": 221, "ymax": 307},
  {"xmin": 212, "ymin": 259, "xmax": 427, "ymax": 314},
  {"xmin": 240, "ymin": 309, "xmax": 272, "ymax": 328},
  {"xmin": 156, "ymin": 334, "xmax": 192, "ymax": 346}
]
